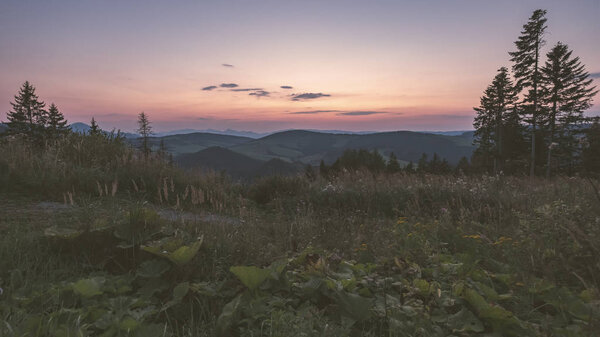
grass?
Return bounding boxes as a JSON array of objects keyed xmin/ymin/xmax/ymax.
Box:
[{"xmin": 1, "ymin": 136, "xmax": 599, "ymax": 336}]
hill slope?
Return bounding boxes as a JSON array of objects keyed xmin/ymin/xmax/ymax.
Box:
[
  {"xmin": 176, "ymin": 146, "xmax": 302, "ymax": 178},
  {"xmin": 229, "ymin": 130, "xmax": 474, "ymax": 165}
]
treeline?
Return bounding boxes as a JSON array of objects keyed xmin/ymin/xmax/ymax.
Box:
[
  {"xmin": 473, "ymin": 9, "xmax": 599, "ymax": 177},
  {"xmin": 317, "ymin": 149, "xmax": 472, "ymax": 177}
]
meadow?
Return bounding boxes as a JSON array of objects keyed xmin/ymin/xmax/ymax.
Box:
[{"xmin": 1, "ymin": 134, "xmax": 599, "ymax": 336}]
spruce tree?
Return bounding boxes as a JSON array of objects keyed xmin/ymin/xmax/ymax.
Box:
[
  {"xmin": 386, "ymin": 152, "xmax": 401, "ymax": 173},
  {"xmin": 89, "ymin": 117, "xmax": 101, "ymax": 136},
  {"xmin": 509, "ymin": 9, "xmax": 548, "ymax": 177},
  {"xmin": 137, "ymin": 112, "xmax": 153, "ymax": 159},
  {"xmin": 540, "ymin": 42, "xmax": 597, "ymax": 176},
  {"xmin": 473, "ymin": 67, "xmax": 518, "ymax": 174},
  {"xmin": 6, "ymin": 81, "xmax": 46, "ymax": 138},
  {"xmin": 45, "ymin": 103, "xmax": 69, "ymax": 138}
]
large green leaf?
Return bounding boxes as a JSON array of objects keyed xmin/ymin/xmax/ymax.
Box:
[
  {"xmin": 230, "ymin": 266, "xmax": 271, "ymax": 291},
  {"xmin": 137, "ymin": 259, "xmax": 171, "ymax": 278},
  {"xmin": 447, "ymin": 308, "xmax": 484, "ymax": 333},
  {"xmin": 141, "ymin": 236, "xmax": 203, "ymax": 266},
  {"xmin": 216, "ymin": 294, "xmax": 243, "ymax": 337},
  {"xmin": 72, "ymin": 277, "xmax": 104, "ymax": 298}
]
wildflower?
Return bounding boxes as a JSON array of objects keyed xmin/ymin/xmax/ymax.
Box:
[
  {"xmin": 440, "ymin": 208, "xmax": 448, "ymax": 213},
  {"xmin": 397, "ymin": 217, "xmax": 408, "ymax": 225},
  {"xmin": 463, "ymin": 234, "xmax": 481, "ymax": 240}
]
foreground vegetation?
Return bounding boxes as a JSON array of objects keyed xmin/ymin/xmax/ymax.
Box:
[{"xmin": 1, "ymin": 132, "xmax": 600, "ymax": 337}]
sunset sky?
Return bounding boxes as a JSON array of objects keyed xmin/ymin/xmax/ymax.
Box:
[{"xmin": 1, "ymin": 0, "xmax": 599, "ymax": 133}]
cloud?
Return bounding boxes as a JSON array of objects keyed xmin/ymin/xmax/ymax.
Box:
[
  {"xmin": 220, "ymin": 83, "xmax": 238, "ymax": 88},
  {"xmin": 590, "ymin": 72, "xmax": 600, "ymax": 79},
  {"xmin": 202, "ymin": 85, "xmax": 217, "ymax": 91},
  {"xmin": 222, "ymin": 63, "xmax": 234, "ymax": 67},
  {"xmin": 291, "ymin": 92, "xmax": 331, "ymax": 101},
  {"xmin": 337, "ymin": 111, "xmax": 390, "ymax": 116},
  {"xmin": 249, "ymin": 90, "xmax": 270, "ymax": 97},
  {"xmin": 280, "ymin": 85, "xmax": 293, "ymax": 89},
  {"xmin": 231, "ymin": 88, "xmax": 263, "ymax": 92},
  {"xmin": 290, "ymin": 110, "xmax": 340, "ymax": 114}
]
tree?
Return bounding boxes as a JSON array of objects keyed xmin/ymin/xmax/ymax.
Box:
[
  {"xmin": 45, "ymin": 103, "xmax": 69, "ymax": 138},
  {"xmin": 6, "ymin": 81, "xmax": 46, "ymax": 138},
  {"xmin": 404, "ymin": 161, "xmax": 415, "ymax": 173},
  {"xmin": 89, "ymin": 117, "xmax": 101, "ymax": 136},
  {"xmin": 386, "ymin": 152, "xmax": 401, "ymax": 173},
  {"xmin": 137, "ymin": 112, "xmax": 152, "ymax": 159},
  {"xmin": 509, "ymin": 9, "xmax": 548, "ymax": 177},
  {"xmin": 473, "ymin": 67, "xmax": 518, "ymax": 174},
  {"xmin": 540, "ymin": 42, "xmax": 597, "ymax": 176},
  {"xmin": 417, "ymin": 153, "xmax": 428, "ymax": 173},
  {"xmin": 455, "ymin": 156, "xmax": 470, "ymax": 175}
]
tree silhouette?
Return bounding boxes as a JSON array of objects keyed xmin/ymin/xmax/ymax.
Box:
[
  {"xmin": 89, "ymin": 117, "xmax": 101, "ymax": 136},
  {"xmin": 6, "ymin": 81, "xmax": 46, "ymax": 138},
  {"xmin": 509, "ymin": 9, "xmax": 548, "ymax": 177},
  {"xmin": 137, "ymin": 112, "xmax": 153, "ymax": 159},
  {"xmin": 45, "ymin": 103, "xmax": 69, "ymax": 138},
  {"xmin": 473, "ymin": 67, "xmax": 518, "ymax": 174},
  {"xmin": 540, "ymin": 42, "xmax": 597, "ymax": 176}
]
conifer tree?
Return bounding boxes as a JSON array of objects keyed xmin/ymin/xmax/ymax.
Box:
[
  {"xmin": 6, "ymin": 81, "xmax": 46, "ymax": 138},
  {"xmin": 45, "ymin": 103, "xmax": 69, "ymax": 138},
  {"xmin": 137, "ymin": 112, "xmax": 152, "ymax": 159},
  {"xmin": 540, "ymin": 42, "xmax": 597, "ymax": 176},
  {"xmin": 386, "ymin": 152, "xmax": 401, "ymax": 173},
  {"xmin": 473, "ymin": 67, "xmax": 518, "ymax": 173},
  {"xmin": 509, "ymin": 9, "xmax": 548, "ymax": 177},
  {"xmin": 89, "ymin": 117, "xmax": 101, "ymax": 136}
]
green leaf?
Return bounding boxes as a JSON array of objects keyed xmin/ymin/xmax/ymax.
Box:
[
  {"xmin": 141, "ymin": 236, "xmax": 203, "ymax": 266},
  {"xmin": 230, "ymin": 266, "xmax": 271, "ymax": 291},
  {"xmin": 173, "ymin": 282, "xmax": 190, "ymax": 302},
  {"xmin": 216, "ymin": 294, "xmax": 243, "ymax": 337},
  {"xmin": 447, "ymin": 308, "xmax": 484, "ymax": 333},
  {"xmin": 72, "ymin": 277, "xmax": 104, "ymax": 298},
  {"xmin": 119, "ymin": 317, "xmax": 139, "ymax": 331},
  {"xmin": 137, "ymin": 259, "xmax": 171, "ymax": 278}
]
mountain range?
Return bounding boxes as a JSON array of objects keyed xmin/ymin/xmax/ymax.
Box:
[{"xmin": 1, "ymin": 121, "xmax": 475, "ymax": 178}]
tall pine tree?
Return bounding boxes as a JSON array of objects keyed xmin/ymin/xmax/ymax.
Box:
[
  {"xmin": 509, "ymin": 9, "xmax": 547, "ymax": 177},
  {"xmin": 540, "ymin": 42, "xmax": 597, "ymax": 176},
  {"xmin": 45, "ymin": 103, "xmax": 69, "ymax": 138},
  {"xmin": 6, "ymin": 81, "xmax": 46, "ymax": 138},
  {"xmin": 473, "ymin": 67, "xmax": 518, "ymax": 174}
]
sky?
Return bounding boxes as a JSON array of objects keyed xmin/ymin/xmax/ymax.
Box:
[{"xmin": 1, "ymin": 0, "xmax": 599, "ymax": 133}]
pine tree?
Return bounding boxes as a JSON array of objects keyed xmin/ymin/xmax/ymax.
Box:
[
  {"xmin": 45, "ymin": 103, "xmax": 69, "ymax": 138},
  {"xmin": 509, "ymin": 9, "xmax": 548, "ymax": 177},
  {"xmin": 404, "ymin": 161, "xmax": 415, "ymax": 174},
  {"xmin": 386, "ymin": 152, "xmax": 401, "ymax": 173},
  {"xmin": 6, "ymin": 81, "xmax": 46, "ymax": 138},
  {"xmin": 89, "ymin": 117, "xmax": 101, "ymax": 136},
  {"xmin": 540, "ymin": 42, "xmax": 597, "ymax": 176},
  {"xmin": 137, "ymin": 112, "xmax": 152, "ymax": 159},
  {"xmin": 473, "ymin": 67, "xmax": 518, "ymax": 174}
]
